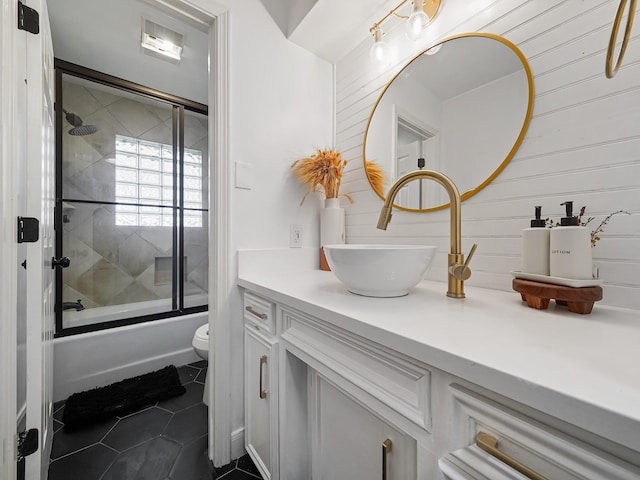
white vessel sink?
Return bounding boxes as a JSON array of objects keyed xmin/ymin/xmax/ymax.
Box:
[{"xmin": 323, "ymin": 244, "xmax": 437, "ymax": 297}]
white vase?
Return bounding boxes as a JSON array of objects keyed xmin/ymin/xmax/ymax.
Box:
[{"xmin": 320, "ymin": 197, "xmax": 345, "ymax": 270}]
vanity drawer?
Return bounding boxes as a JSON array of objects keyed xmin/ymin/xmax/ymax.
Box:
[
  {"xmin": 442, "ymin": 384, "xmax": 640, "ymax": 480},
  {"xmin": 243, "ymin": 292, "xmax": 275, "ymax": 333}
]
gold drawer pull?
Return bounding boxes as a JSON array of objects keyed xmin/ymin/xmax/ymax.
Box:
[
  {"xmin": 246, "ymin": 305, "xmax": 268, "ymax": 320},
  {"xmin": 476, "ymin": 432, "xmax": 547, "ymax": 480},
  {"xmin": 382, "ymin": 438, "xmax": 392, "ymax": 480},
  {"xmin": 259, "ymin": 355, "xmax": 268, "ymax": 399}
]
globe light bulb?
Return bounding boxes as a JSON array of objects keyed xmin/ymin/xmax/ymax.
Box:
[
  {"xmin": 369, "ymin": 28, "xmax": 388, "ymax": 64},
  {"xmin": 406, "ymin": 0, "xmax": 430, "ymax": 41}
]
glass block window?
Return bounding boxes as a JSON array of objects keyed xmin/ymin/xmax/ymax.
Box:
[{"xmin": 114, "ymin": 135, "xmax": 203, "ymax": 227}]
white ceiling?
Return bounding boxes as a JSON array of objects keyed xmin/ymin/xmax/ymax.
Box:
[
  {"xmin": 47, "ymin": 0, "xmax": 209, "ymax": 105},
  {"xmin": 284, "ymin": 0, "xmax": 400, "ymax": 62},
  {"xmin": 47, "ymin": 0, "xmax": 522, "ymax": 105},
  {"xmin": 47, "ymin": 0, "xmax": 381, "ymax": 104}
]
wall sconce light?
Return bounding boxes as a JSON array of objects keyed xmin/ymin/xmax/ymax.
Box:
[
  {"xmin": 369, "ymin": 0, "xmax": 442, "ymax": 64},
  {"xmin": 369, "ymin": 27, "xmax": 389, "ymax": 64}
]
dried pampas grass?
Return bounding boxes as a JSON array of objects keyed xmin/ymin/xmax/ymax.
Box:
[
  {"xmin": 291, "ymin": 149, "xmax": 352, "ymax": 205},
  {"xmin": 365, "ymin": 160, "xmax": 386, "ymax": 197}
]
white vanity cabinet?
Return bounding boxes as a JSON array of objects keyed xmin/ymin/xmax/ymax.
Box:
[
  {"xmin": 244, "ymin": 292, "xmax": 278, "ymax": 480},
  {"xmin": 238, "ymin": 262, "xmax": 640, "ymax": 480}
]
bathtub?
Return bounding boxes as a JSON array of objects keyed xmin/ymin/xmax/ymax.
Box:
[
  {"xmin": 53, "ymin": 311, "xmax": 207, "ymax": 402},
  {"xmin": 62, "ymin": 295, "xmax": 208, "ymax": 329}
]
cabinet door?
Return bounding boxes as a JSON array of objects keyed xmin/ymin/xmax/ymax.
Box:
[
  {"xmin": 312, "ymin": 374, "xmax": 416, "ymax": 480},
  {"xmin": 245, "ymin": 325, "xmax": 275, "ymax": 480}
]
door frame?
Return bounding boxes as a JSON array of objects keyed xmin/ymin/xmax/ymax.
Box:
[
  {"xmin": 149, "ymin": 0, "xmax": 232, "ymax": 466},
  {"xmin": 392, "ymin": 103, "xmax": 439, "ymax": 179},
  {"xmin": 0, "ymin": 0, "xmax": 233, "ymax": 477}
]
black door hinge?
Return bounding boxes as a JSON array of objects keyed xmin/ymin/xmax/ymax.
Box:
[
  {"xmin": 17, "ymin": 428, "xmax": 38, "ymax": 462},
  {"xmin": 18, "ymin": 1, "xmax": 39, "ymax": 35},
  {"xmin": 17, "ymin": 217, "xmax": 39, "ymax": 243}
]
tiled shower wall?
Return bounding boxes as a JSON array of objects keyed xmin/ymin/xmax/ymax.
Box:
[
  {"xmin": 336, "ymin": 0, "xmax": 640, "ymax": 310},
  {"xmin": 61, "ymin": 79, "xmax": 208, "ymax": 311}
]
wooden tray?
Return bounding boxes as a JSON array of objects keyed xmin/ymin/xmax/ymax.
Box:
[{"xmin": 512, "ymin": 278, "xmax": 603, "ymax": 314}]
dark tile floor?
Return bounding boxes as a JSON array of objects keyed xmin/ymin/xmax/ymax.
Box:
[{"xmin": 48, "ymin": 361, "xmax": 262, "ymax": 480}]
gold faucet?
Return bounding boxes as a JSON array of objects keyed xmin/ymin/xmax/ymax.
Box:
[{"xmin": 377, "ymin": 169, "xmax": 477, "ymax": 298}]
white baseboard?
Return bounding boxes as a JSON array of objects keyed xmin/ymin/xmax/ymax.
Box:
[{"xmin": 231, "ymin": 426, "xmax": 246, "ymax": 460}]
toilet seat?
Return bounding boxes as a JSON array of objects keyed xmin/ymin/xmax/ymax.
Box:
[
  {"xmin": 192, "ymin": 324, "xmax": 209, "ymax": 359},
  {"xmin": 195, "ymin": 324, "xmax": 208, "ymax": 340},
  {"xmin": 191, "ymin": 323, "xmax": 211, "ymax": 406}
]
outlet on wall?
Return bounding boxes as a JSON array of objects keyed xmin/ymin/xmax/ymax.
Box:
[{"xmin": 290, "ymin": 225, "xmax": 303, "ymax": 248}]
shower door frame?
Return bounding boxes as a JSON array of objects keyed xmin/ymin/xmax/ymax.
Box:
[{"xmin": 53, "ymin": 60, "xmax": 209, "ymax": 337}]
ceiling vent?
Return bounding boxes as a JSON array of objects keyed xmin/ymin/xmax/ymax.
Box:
[{"xmin": 141, "ymin": 18, "xmax": 184, "ymax": 63}]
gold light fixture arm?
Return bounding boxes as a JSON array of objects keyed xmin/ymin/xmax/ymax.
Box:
[
  {"xmin": 370, "ymin": 0, "xmax": 442, "ymax": 33},
  {"xmin": 606, "ymin": 0, "xmax": 636, "ymax": 78},
  {"xmin": 370, "ymin": 0, "xmax": 409, "ymax": 33}
]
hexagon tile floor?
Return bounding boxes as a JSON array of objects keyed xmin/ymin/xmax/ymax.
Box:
[{"xmin": 48, "ymin": 361, "xmax": 262, "ymax": 480}]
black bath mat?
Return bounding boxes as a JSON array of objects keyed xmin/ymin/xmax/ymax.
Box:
[{"xmin": 61, "ymin": 365, "xmax": 186, "ymax": 431}]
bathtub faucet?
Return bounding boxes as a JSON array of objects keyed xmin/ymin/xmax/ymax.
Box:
[{"xmin": 63, "ymin": 299, "xmax": 85, "ymax": 311}]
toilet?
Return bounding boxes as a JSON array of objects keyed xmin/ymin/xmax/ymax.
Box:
[{"xmin": 192, "ymin": 324, "xmax": 211, "ymax": 405}]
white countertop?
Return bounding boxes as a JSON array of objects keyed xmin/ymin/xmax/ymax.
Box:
[{"xmin": 237, "ymin": 249, "xmax": 640, "ymax": 451}]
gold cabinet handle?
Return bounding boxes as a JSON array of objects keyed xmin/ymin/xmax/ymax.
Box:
[
  {"xmin": 606, "ymin": 0, "xmax": 636, "ymax": 78},
  {"xmin": 382, "ymin": 438, "xmax": 392, "ymax": 480},
  {"xmin": 246, "ymin": 305, "xmax": 268, "ymax": 320},
  {"xmin": 476, "ymin": 432, "xmax": 547, "ymax": 480},
  {"xmin": 259, "ymin": 355, "xmax": 268, "ymax": 399}
]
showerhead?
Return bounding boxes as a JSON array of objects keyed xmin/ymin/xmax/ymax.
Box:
[
  {"xmin": 68, "ymin": 124, "xmax": 100, "ymax": 136},
  {"xmin": 63, "ymin": 109, "xmax": 99, "ymax": 136}
]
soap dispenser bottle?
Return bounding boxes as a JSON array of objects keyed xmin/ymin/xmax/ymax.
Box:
[
  {"xmin": 549, "ymin": 201, "xmax": 592, "ymax": 279},
  {"xmin": 521, "ymin": 206, "xmax": 550, "ymax": 275}
]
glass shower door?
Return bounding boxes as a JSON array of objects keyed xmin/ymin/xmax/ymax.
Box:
[{"xmin": 56, "ymin": 72, "xmax": 208, "ymax": 333}]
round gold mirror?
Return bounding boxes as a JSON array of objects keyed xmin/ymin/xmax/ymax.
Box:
[
  {"xmin": 606, "ymin": 0, "xmax": 636, "ymax": 78},
  {"xmin": 363, "ymin": 33, "xmax": 534, "ymax": 212}
]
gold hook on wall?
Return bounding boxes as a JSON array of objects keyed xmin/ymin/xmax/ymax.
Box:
[{"xmin": 606, "ymin": 0, "xmax": 637, "ymax": 78}]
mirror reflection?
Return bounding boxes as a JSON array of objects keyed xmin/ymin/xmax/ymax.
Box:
[{"xmin": 363, "ymin": 33, "xmax": 534, "ymax": 211}]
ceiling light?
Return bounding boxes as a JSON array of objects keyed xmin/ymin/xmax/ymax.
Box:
[
  {"xmin": 141, "ymin": 33, "xmax": 182, "ymax": 60},
  {"xmin": 369, "ymin": 0, "xmax": 442, "ymax": 63},
  {"xmin": 141, "ymin": 19, "xmax": 184, "ymax": 62}
]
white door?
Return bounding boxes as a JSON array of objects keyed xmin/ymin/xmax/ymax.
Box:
[
  {"xmin": 24, "ymin": 1, "xmax": 56, "ymax": 478},
  {"xmin": 12, "ymin": 0, "xmax": 55, "ymax": 478},
  {"xmin": 0, "ymin": 0, "xmax": 22, "ymax": 478}
]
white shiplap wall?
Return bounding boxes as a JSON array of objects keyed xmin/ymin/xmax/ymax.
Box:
[{"xmin": 336, "ymin": 0, "xmax": 640, "ymax": 310}]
